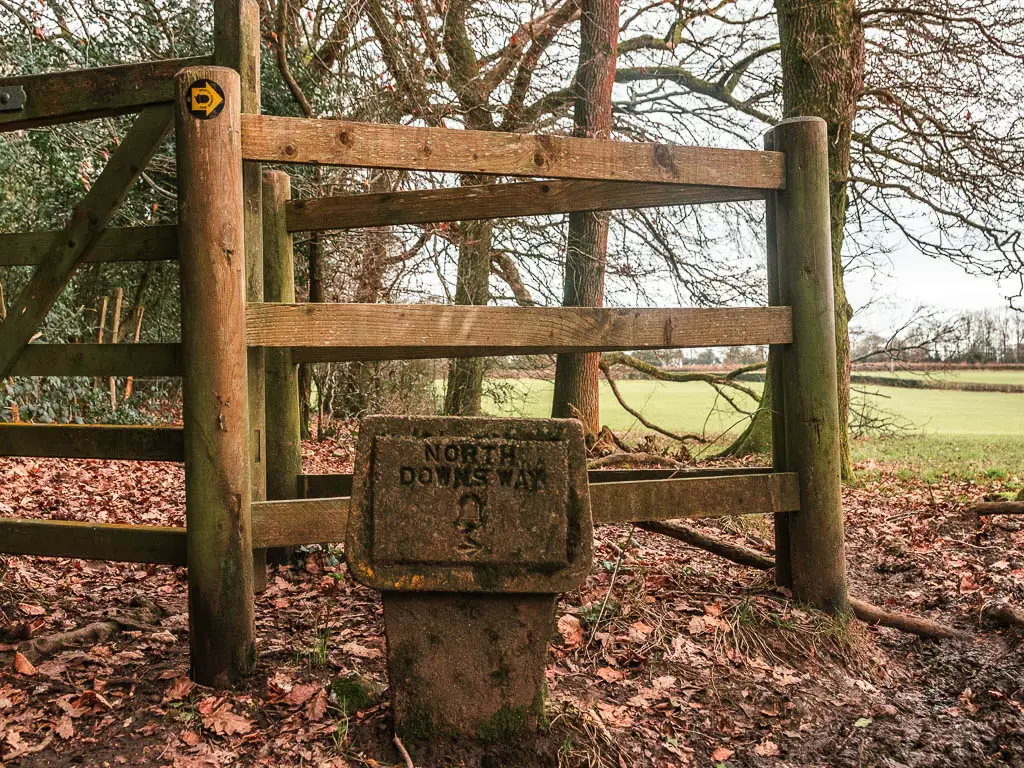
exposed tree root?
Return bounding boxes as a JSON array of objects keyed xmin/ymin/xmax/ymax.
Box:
[
  {"xmin": 981, "ymin": 600, "xmax": 1024, "ymax": 629},
  {"xmin": 971, "ymin": 501, "xmax": 1024, "ymax": 516},
  {"xmin": 638, "ymin": 521, "xmax": 774, "ymax": 569},
  {"xmin": 847, "ymin": 598, "xmax": 969, "ymax": 641},
  {"xmin": 588, "ymin": 452, "xmax": 687, "ymax": 469},
  {"xmin": 13, "ymin": 621, "xmax": 125, "ymax": 663},
  {"xmin": 4, "ymin": 600, "xmax": 164, "ymax": 664},
  {"xmin": 639, "ymin": 520, "xmax": 972, "ymax": 641}
]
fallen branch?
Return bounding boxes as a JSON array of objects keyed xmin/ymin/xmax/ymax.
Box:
[
  {"xmin": 602, "ymin": 352, "xmax": 762, "ymax": 402},
  {"xmin": 588, "ymin": 452, "xmax": 687, "ymax": 469},
  {"xmin": 639, "ymin": 520, "xmax": 971, "ymax": 641}
]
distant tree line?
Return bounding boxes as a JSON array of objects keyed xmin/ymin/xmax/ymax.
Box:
[{"xmin": 852, "ymin": 309, "xmax": 1024, "ymax": 365}]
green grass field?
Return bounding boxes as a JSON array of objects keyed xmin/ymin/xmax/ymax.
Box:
[
  {"xmin": 481, "ymin": 377, "xmax": 1024, "ymax": 481},
  {"xmin": 483, "ymin": 378, "xmax": 1024, "ymax": 436}
]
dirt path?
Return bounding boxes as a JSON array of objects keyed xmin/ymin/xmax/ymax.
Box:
[{"xmin": 0, "ymin": 441, "xmax": 1021, "ymax": 767}]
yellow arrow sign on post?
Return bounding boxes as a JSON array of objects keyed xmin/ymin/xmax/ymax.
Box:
[{"xmin": 187, "ymin": 80, "xmax": 225, "ymax": 119}]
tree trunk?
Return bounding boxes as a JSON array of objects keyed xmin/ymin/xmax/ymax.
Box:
[
  {"xmin": 720, "ymin": 373, "xmax": 773, "ymax": 456},
  {"xmin": 551, "ymin": 0, "xmax": 620, "ymax": 434},
  {"xmin": 774, "ymin": 0, "xmax": 864, "ymax": 481},
  {"xmin": 444, "ymin": 212, "xmax": 493, "ymax": 415},
  {"xmin": 298, "ymin": 231, "xmax": 324, "ymax": 438},
  {"xmin": 338, "ymin": 178, "xmax": 390, "ymax": 418}
]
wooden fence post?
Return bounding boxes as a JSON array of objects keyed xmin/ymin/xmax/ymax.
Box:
[
  {"xmin": 764, "ymin": 130, "xmax": 791, "ymax": 590},
  {"xmin": 215, "ymin": 0, "xmax": 266, "ymax": 592},
  {"xmin": 263, "ymin": 171, "xmax": 302, "ymax": 559},
  {"xmin": 769, "ymin": 116, "xmax": 848, "ymax": 612},
  {"xmin": 175, "ymin": 65, "xmax": 255, "ymax": 685}
]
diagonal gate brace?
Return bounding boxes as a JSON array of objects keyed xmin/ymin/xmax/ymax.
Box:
[{"xmin": 0, "ymin": 104, "xmax": 173, "ymax": 379}]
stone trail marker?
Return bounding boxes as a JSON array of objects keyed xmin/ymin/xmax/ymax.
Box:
[{"xmin": 347, "ymin": 416, "xmax": 592, "ymax": 743}]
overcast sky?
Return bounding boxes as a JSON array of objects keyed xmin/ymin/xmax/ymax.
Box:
[{"xmin": 846, "ymin": 245, "xmax": 1019, "ymax": 334}]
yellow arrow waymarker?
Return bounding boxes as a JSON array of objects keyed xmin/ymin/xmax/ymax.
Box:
[{"xmin": 187, "ymin": 79, "xmax": 225, "ymax": 119}]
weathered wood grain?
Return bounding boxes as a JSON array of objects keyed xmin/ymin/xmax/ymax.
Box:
[
  {"xmin": 0, "ymin": 56, "xmax": 209, "ymax": 132},
  {"xmin": 590, "ymin": 472, "xmax": 800, "ymax": 524},
  {"xmin": 0, "ymin": 106, "xmax": 174, "ymax": 380},
  {"xmin": 263, "ymin": 172, "xmax": 302, "ymax": 505},
  {"xmin": 240, "ymin": 115, "xmax": 785, "ymax": 189},
  {"xmin": 175, "ymin": 64, "xmax": 254, "ymax": 685},
  {"xmin": 770, "ymin": 117, "xmax": 848, "ymax": 612},
  {"xmin": 0, "ymin": 423, "xmax": 184, "ymax": 461},
  {"xmin": 0, "ymin": 226, "xmax": 179, "ymax": 266},
  {"xmin": 0, "ymin": 518, "xmax": 186, "ymax": 565},
  {"xmin": 250, "ymin": 498, "xmax": 349, "ymax": 548},
  {"xmin": 248, "ymin": 304, "xmax": 792, "ymax": 361},
  {"xmin": 764, "ymin": 128, "xmax": 792, "ymax": 589},
  {"xmin": 295, "ymin": 466, "xmax": 774, "ymax": 500},
  {"xmin": 285, "ymin": 180, "xmax": 767, "ymax": 231},
  {"xmin": 216, "ymin": 0, "xmax": 266, "ymax": 588},
  {"xmin": 10, "ymin": 343, "xmax": 182, "ymax": 377},
  {"xmin": 251, "ymin": 472, "xmax": 797, "ymax": 547}
]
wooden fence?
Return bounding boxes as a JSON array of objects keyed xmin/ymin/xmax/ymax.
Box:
[{"xmin": 0, "ymin": 0, "xmax": 846, "ymax": 687}]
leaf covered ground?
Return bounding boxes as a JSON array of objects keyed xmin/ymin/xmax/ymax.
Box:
[{"xmin": 1, "ymin": 434, "xmax": 1023, "ymax": 767}]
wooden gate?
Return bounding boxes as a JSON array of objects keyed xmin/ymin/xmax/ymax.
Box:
[{"xmin": 0, "ymin": 0, "xmax": 846, "ymax": 686}]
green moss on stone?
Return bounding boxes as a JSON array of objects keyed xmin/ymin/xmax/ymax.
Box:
[
  {"xmin": 477, "ymin": 705, "xmax": 533, "ymax": 743},
  {"xmin": 397, "ymin": 705, "xmax": 454, "ymax": 743},
  {"xmin": 329, "ymin": 673, "xmax": 378, "ymax": 716}
]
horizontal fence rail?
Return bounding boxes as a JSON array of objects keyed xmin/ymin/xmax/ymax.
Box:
[
  {"xmin": 0, "ymin": 424, "xmax": 184, "ymax": 461},
  {"xmin": 240, "ymin": 115, "xmax": 786, "ymax": 190},
  {"xmin": 0, "ymin": 56, "xmax": 210, "ymax": 133},
  {"xmin": 286, "ymin": 180, "xmax": 767, "ymax": 232},
  {"xmin": 251, "ymin": 498, "xmax": 349, "ymax": 549},
  {"xmin": 297, "ymin": 466, "xmax": 776, "ymax": 500},
  {"xmin": 0, "ymin": 225, "xmax": 179, "ymax": 266},
  {"xmin": 247, "ymin": 304, "xmax": 793, "ymax": 361},
  {"xmin": 11, "ymin": 343, "xmax": 183, "ymax": 377},
  {"xmin": 0, "ymin": 471, "xmax": 797, "ymax": 560},
  {"xmin": 590, "ymin": 472, "xmax": 800, "ymax": 525},
  {"xmin": 0, "ymin": 518, "xmax": 186, "ymax": 565},
  {"xmin": 252, "ymin": 472, "xmax": 799, "ymax": 549}
]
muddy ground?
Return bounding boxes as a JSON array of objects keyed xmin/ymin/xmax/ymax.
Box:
[{"xmin": 1, "ymin": 437, "xmax": 1022, "ymax": 767}]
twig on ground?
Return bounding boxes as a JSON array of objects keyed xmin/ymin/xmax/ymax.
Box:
[
  {"xmin": 585, "ymin": 525, "xmax": 635, "ymax": 651},
  {"xmin": 393, "ymin": 734, "xmax": 415, "ymax": 768}
]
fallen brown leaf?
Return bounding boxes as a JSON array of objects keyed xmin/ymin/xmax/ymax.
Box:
[
  {"xmin": 180, "ymin": 730, "xmax": 203, "ymax": 746},
  {"xmin": 202, "ymin": 703, "xmax": 253, "ymax": 737},
  {"xmin": 305, "ymin": 689, "xmax": 329, "ymax": 722},
  {"xmin": 711, "ymin": 746, "xmax": 734, "ymax": 762},
  {"xmin": 284, "ymin": 683, "xmax": 321, "ymax": 707},
  {"xmin": 54, "ymin": 714, "xmax": 74, "ymax": 740},
  {"xmin": 557, "ymin": 614, "xmax": 583, "ymax": 648},
  {"xmin": 163, "ymin": 676, "xmax": 195, "ymax": 703},
  {"xmin": 14, "ymin": 652, "xmax": 36, "ymax": 677}
]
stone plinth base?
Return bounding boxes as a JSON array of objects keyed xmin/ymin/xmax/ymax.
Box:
[{"xmin": 382, "ymin": 592, "xmax": 556, "ymax": 742}]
